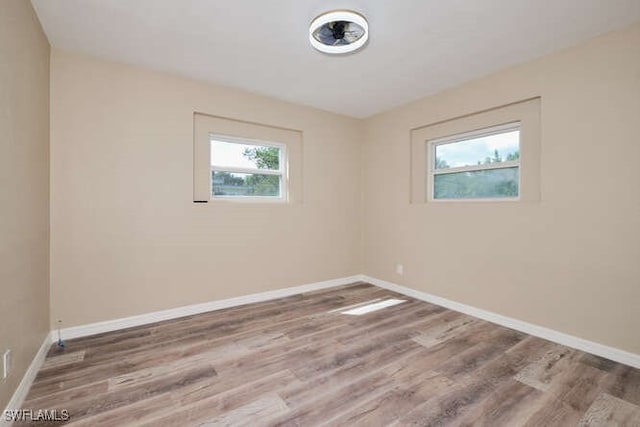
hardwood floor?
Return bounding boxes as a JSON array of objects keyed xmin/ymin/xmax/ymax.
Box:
[{"xmin": 20, "ymin": 282, "xmax": 640, "ymax": 426}]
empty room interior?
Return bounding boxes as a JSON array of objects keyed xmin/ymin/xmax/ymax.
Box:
[{"xmin": 2, "ymin": 0, "xmax": 640, "ymax": 425}]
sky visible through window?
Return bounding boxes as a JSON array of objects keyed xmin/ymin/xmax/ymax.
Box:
[
  {"xmin": 211, "ymin": 139, "xmax": 266, "ymax": 169},
  {"xmin": 435, "ymin": 130, "xmax": 520, "ymax": 169}
]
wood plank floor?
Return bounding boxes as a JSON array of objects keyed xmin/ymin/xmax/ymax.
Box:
[{"xmin": 20, "ymin": 282, "xmax": 640, "ymax": 426}]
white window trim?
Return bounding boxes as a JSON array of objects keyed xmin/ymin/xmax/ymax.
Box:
[
  {"xmin": 210, "ymin": 134, "xmax": 289, "ymax": 203},
  {"xmin": 410, "ymin": 98, "xmax": 540, "ymax": 204},
  {"xmin": 193, "ymin": 113, "xmax": 303, "ymax": 204},
  {"xmin": 427, "ymin": 122, "xmax": 522, "ymax": 202}
]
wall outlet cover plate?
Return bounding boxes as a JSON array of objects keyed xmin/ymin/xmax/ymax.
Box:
[{"xmin": 2, "ymin": 349, "xmax": 11, "ymax": 379}]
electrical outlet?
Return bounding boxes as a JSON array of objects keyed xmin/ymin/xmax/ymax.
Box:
[
  {"xmin": 3, "ymin": 349, "xmax": 11, "ymax": 380},
  {"xmin": 395, "ymin": 264, "xmax": 404, "ymax": 275}
]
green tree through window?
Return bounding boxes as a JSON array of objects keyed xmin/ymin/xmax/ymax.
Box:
[
  {"xmin": 212, "ymin": 145, "xmax": 282, "ymax": 197},
  {"xmin": 242, "ymin": 147, "xmax": 280, "ymax": 196},
  {"xmin": 434, "ymin": 149, "xmax": 520, "ymax": 199}
]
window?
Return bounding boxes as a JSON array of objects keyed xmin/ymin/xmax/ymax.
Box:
[
  {"xmin": 410, "ymin": 98, "xmax": 541, "ymax": 203},
  {"xmin": 193, "ymin": 113, "xmax": 303, "ymax": 204},
  {"xmin": 429, "ymin": 123, "xmax": 521, "ymax": 201},
  {"xmin": 210, "ymin": 137, "xmax": 287, "ymax": 200}
]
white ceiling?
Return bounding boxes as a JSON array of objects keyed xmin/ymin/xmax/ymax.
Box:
[{"xmin": 32, "ymin": 0, "xmax": 640, "ymax": 118}]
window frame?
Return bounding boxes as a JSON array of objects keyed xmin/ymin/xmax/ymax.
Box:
[
  {"xmin": 427, "ymin": 122, "xmax": 522, "ymax": 202},
  {"xmin": 209, "ymin": 134, "xmax": 288, "ymax": 202},
  {"xmin": 193, "ymin": 112, "xmax": 303, "ymax": 205},
  {"xmin": 409, "ymin": 97, "xmax": 541, "ymax": 204}
]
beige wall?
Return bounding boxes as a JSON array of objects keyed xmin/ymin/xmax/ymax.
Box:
[
  {"xmin": 0, "ymin": 0, "xmax": 50, "ymax": 410},
  {"xmin": 362, "ymin": 23, "xmax": 640, "ymax": 354},
  {"xmin": 50, "ymin": 50, "xmax": 363, "ymax": 328},
  {"xmin": 48, "ymin": 21, "xmax": 640, "ymax": 358}
]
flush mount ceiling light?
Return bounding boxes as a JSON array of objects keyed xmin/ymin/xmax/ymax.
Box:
[{"xmin": 309, "ymin": 10, "xmax": 368, "ymax": 55}]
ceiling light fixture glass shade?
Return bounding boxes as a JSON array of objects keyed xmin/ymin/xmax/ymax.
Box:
[{"xmin": 309, "ymin": 10, "xmax": 368, "ymax": 54}]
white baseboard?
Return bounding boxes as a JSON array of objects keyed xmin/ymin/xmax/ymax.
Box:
[
  {"xmin": 53, "ymin": 275, "xmax": 364, "ymax": 342},
  {"xmin": 2, "ymin": 332, "xmax": 52, "ymax": 427},
  {"xmin": 42, "ymin": 273, "xmax": 640, "ymax": 371},
  {"xmin": 363, "ymin": 275, "xmax": 640, "ymax": 369},
  {"xmin": 4, "ymin": 274, "xmax": 634, "ymax": 426}
]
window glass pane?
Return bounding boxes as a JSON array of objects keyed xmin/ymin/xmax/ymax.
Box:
[
  {"xmin": 212, "ymin": 171, "xmax": 281, "ymax": 197},
  {"xmin": 435, "ymin": 129, "xmax": 520, "ymax": 170},
  {"xmin": 434, "ymin": 167, "xmax": 519, "ymax": 199},
  {"xmin": 211, "ymin": 139, "xmax": 280, "ymax": 171}
]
